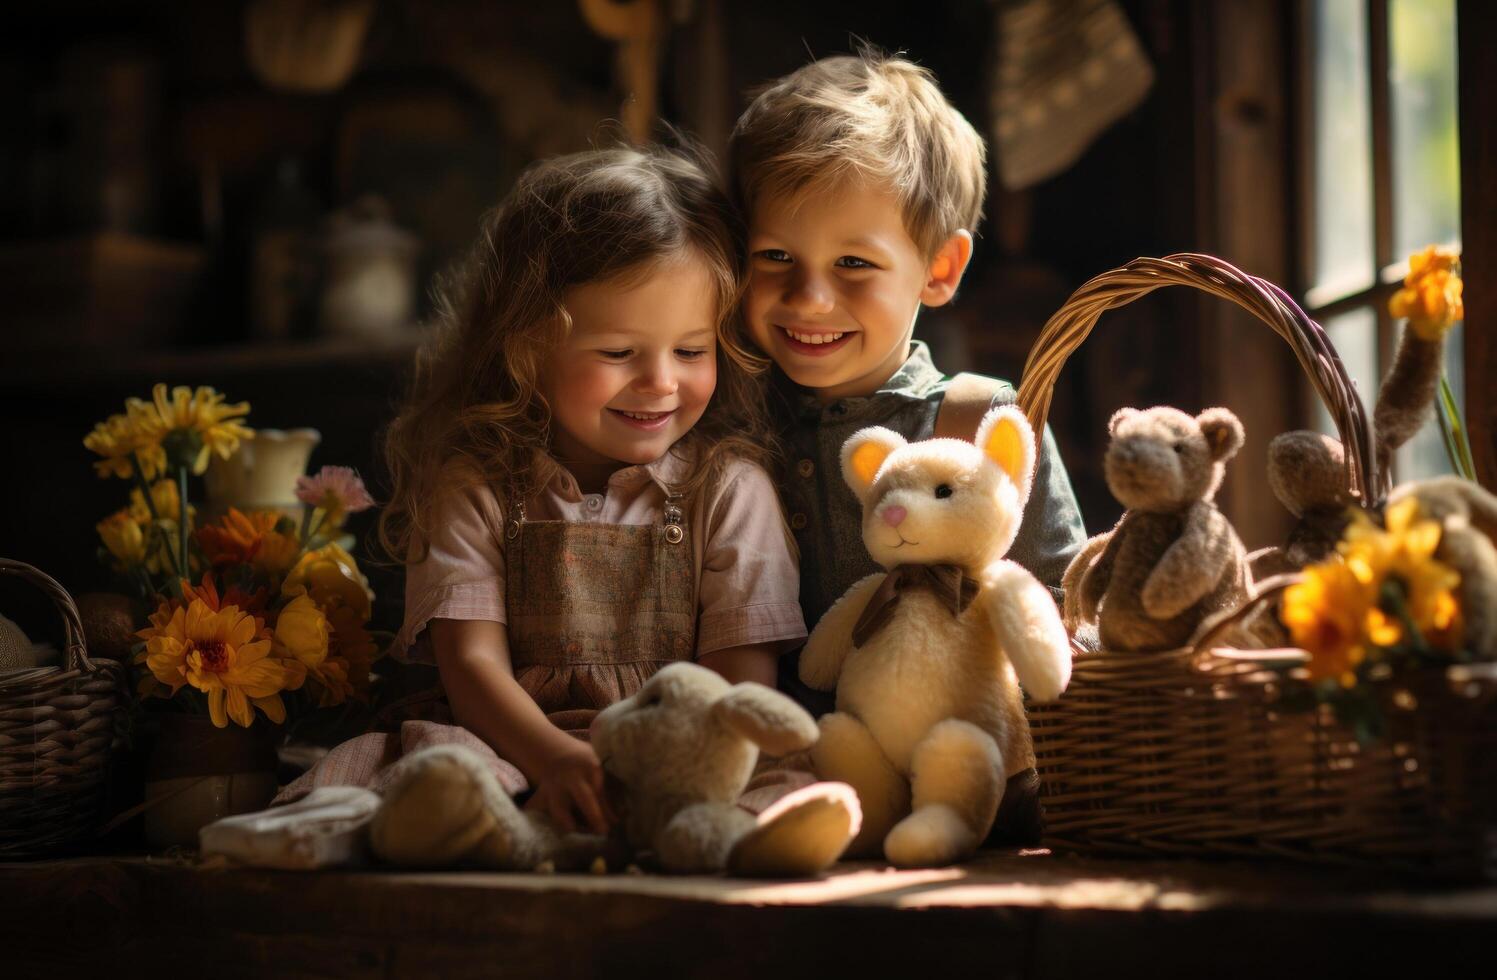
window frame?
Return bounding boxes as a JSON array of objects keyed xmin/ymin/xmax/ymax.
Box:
[{"xmin": 1293, "ymin": 0, "xmax": 1466, "ymax": 485}]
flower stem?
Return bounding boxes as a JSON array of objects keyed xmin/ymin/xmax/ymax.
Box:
[
  {"xmin": 307, "ymin": 509, "xmax": 327, "ymax": 544},
  {"xmin": 299, "ymin": 504, "xmax": 314, "ymax": 546},
  {"xmin": 177, "ymin": 465, "xmax": 191, "ymax": 583},
  {"xmin": 131, "ymin": 452, "xmax": 178, "ymax": 579}
]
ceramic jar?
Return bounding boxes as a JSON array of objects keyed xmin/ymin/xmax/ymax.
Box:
[{"xmin": 203, "ymin": 427, "xmax": 321, "ymax": 521}]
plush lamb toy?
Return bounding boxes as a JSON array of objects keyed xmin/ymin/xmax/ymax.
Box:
[
  {"xmin": 1387, "ymin": 476, "xmax": 1497, "ymax": 658},
  {"xmin": 369, "ymin": 662, "xmax": 861, "ymax": 876},
  {"xmin": 1062, "ymin": 406, "xmax": 1251, "ymax": 652},
  {"xmin": 798, "ymin": 405, "xmax": 1072, "ymax": 868}
]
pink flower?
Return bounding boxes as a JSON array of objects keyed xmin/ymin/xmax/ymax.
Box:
[{"xmin": 295, "ymin": 466, "xmax": 374, "ymax": 524}]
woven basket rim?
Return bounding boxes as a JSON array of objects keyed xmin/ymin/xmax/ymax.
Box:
[{"xmin": 0, "ymin": 557, "xmax": 102, "ymax": 677}]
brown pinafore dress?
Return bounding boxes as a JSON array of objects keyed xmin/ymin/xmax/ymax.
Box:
[
  {"xmin": 500, "ymin": 489, "xmax": 697, "ymax": 735},
  {"xmin": 273, "ymin": 487, "xmax": 698, "ymax": 803}
]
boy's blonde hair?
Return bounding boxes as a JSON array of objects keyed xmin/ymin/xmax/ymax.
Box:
[
  {"xmin": 380, "ymin": 144, "xmax": 773, "ymax": 565},
  {"xmin": 728, "ymin": 50, "xmax": 987, "ymax": 257}
]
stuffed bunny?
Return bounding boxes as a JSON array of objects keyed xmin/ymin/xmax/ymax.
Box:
[
  {"xmin": 798, "ymin": 405, "xmax": 1072, "ymax": 867},
  {"xmin": 369, "ymin": 662, "xmax": 860, "ymax": 876}
]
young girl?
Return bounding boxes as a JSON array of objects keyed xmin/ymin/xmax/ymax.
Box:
[{"xmin": 280, "ymin": 144, "xmax": 818, "ymax": 836}]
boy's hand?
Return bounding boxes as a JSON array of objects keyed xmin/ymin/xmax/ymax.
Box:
[{"xmin": 525, "ymin": 739, "xmax": 616, "ymax": 835}]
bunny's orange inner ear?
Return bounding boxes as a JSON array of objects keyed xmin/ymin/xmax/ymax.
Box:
[
  {"xmin": 982, "ymin": 414, "xmax": 1030, "ymax": 486},
  {"xmin": 848, "ymin": 440, "xmax": 892, "ymax": 487}
]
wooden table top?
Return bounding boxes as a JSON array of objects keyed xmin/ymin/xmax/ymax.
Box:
[{"xmin": 3, "ymin": 849, "xmax": 1492, "ymax": 979}]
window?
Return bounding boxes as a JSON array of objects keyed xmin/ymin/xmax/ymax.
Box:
[{"xmin": 1298, "ymin": 0, "xmax": 1462, "ymax": 481}]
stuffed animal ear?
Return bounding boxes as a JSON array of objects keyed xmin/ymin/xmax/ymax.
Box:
[
  {"xmin": 1108, "ymin": 407, "xmax": 1139, "ymax": 435},
  {"xmin": 1197, "ymin": 407, "xmax": 1245, "ymax": 462},
  {"xmin": 840, "ymin": 427, "xmax": 906, "ymax": 502},
  {"xmin": 711, "ymin": 684, "xmax": 819, "ymax": 757},
  {"xmin": 974, "ymin": 406, "xmax": 1036, "ymax": 503}
]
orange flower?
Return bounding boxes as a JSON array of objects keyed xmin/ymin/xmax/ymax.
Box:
[
  {"xmin": 253, "ymin": 530, "xmax": 302, "ymax": 582},
  {"xmin": 1388, "ymin": 245, "xmax": 1463, "ymax": 341},
  {"xmin": 326, "ymin": 602, "xmax": 380, "ymax": 700},
  {"xmin": 196, "ymin": 508, "xmax": 280, "ymax": 567},
  {"xmin": 180, "ymin": 573, "xmax": 270, "ymax": 618}
]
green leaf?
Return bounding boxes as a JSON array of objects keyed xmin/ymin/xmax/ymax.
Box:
[{"xmin": 1437, "ymin": 374, "xmax": 1478, "ymax": 481}]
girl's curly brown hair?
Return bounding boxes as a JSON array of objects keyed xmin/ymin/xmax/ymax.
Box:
[{"xmin": 379, "ymin": 143, "xmax": 774, "ymax": 564}]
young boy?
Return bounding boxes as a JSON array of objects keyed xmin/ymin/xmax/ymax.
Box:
[{"xmin": 728, "ymin": 52, "xmax": 1087, "ymax": 821}]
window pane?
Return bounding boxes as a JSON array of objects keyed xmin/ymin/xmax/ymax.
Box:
[
  {"xmin": 1310, "ymin": 0, "xmax": 1376, "ymax": 304},
  {"xmin": 1397, "ymin": 321, "xmax": 1464, "ymax": 480},
  {"xmin": 1310, "ymin": 306, "xmax": 1379, "ymax": 441},
  {"xmin": 1390, "ymin": 0, "xmax": 1461, "ymax": 259}
]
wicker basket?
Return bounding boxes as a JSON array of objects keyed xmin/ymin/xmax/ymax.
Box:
[
  {"xmin": 1016, "ymin": 253, "xmax": 1497, "ymax": 878},
  {"xmin": 0, "ymin": 559, "xmax": 130, "ymax": 857}
]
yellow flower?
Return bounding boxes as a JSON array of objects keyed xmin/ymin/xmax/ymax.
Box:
[
  {"xmin": 1340, "ymin": 498, "xmax": 1462, "ymax": 648},
  {"xmin": 276, "ymin": 589, "xmax": 370, "ymax": 707},
  {"xmin": 274, "ymin": 591, "xmax": 330, "ymax": 670},
  {"xmin": 282, "ymin": 543, "xmax": 372, "ymax": 621},
  {"xmin": 134, "ymin": 598, "xmax": 287, "ymax": 728},
  {"xmin": 124, "ymin": 479, "xmax": 194, "ymax": 575},
  {"xmin": 97, "ymin": 510, "xmax": 148, "ymax": 569},
  {"xmin": 1388, "ymin": 245, "xmax": 1463, "ymax": 341},
  {"xmin": 83, "ymin": 412, "xmax": 166, "ymax": 481},
  {"xmin": 1282, "ymin": 559, "xmax": 1370, "ymax": 687},
  {"xmin": 127, "ymin": 383, "xmax": 253, "ymax": 475},
  {"xmin": 128, "ymin": 478, "xmax": 188, "ymax": 525}
]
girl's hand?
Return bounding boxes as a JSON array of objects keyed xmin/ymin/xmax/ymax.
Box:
[{"xmin": 524, "ymin": 739, "xmax": 616, "ymax": 835}]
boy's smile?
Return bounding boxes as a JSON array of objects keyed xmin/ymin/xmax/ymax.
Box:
[{"xmin": 744, "ymin": 177, "xmax": 969, "ymax": 402}]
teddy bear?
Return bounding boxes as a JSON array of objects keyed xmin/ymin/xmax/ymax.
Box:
[
  {"xmin": 1261, "ymin": 322, "xmax": 1449, "ymax": 576},
  {"xmin": 797, "ymin": 405, "xmax": 1072, "ymax": 868},
  {"xmin": 368, "ymin": 662, "xmax": 861, "ymax": 876},
  {"xmin": 1061, "ymin": 406, "xmax": 1251, "ymax": 652}
]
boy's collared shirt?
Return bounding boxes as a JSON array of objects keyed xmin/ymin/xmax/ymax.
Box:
[{"xmin": 772, "ymin": 340, "xmax": 1086, "ymax": 635}]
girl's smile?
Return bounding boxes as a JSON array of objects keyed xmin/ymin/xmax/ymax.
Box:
[
  {"xmin": 607, "ymin": 407, "xmax": 678, "ymax": 430},
  {"xmin": 543, "ymin": 251, "xmax": 719, "ymax": 488}
]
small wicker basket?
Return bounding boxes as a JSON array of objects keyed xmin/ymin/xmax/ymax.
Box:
[
  {"xmin": 0, "ymin": 558, "xmax": 130, "ymax": 857},
  {"xmin": 1016, "ymin": 253, "xmax": 1497, "ymax": 879}
]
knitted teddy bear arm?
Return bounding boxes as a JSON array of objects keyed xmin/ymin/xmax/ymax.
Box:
[
  {"xmin": 1061, "ymin": 531, "xmax": 1111, "ymax": 627},
  {"xmin": 979, "ymin": 559, "xmax": 1072, "ymax": 703},
  {"xmin": 800, "ymin": 572, "xmax": 884, "ymax": 691},
  {"xmin": 1141, "ymin": 501, "xmax": 1236, "ymax": 620},
  {"xmin": 1078, "ymin": 526, "xmax": 1124, "ymax": 624}
]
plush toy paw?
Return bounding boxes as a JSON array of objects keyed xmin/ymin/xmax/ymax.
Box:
[
  {"xmin": 727, "ymin": 781, "xmax": 861, "ymax": 878},
  {"xmin": 883, "ymin": 804, "xmax": 978, "ymax": 868},
  {"xmin": 370, "ymin": 745, "xmax": 538, "ymax": 869}
]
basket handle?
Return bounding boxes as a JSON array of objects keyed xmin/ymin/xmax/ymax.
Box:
[
  {"xmin": 1188, "ymin": 573, "xmax": 1304, "ymax": 667},
  {"xmin": 1014, "ymin": 253, "xmax": 1386, "ymax": 508},
  {"xmin": 0, "ymin": 558, "xmax": 94, "ymax": 674}
]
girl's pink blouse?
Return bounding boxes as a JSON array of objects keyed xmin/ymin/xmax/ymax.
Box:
[{"xmin": 395, "ymin": 451, "xmax": 807, "ymax": 662}]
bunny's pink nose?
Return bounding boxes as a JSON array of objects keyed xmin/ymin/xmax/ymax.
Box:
[{"xmin": 881, "ymin": 505, "xmax": 907, "ymax": 527}]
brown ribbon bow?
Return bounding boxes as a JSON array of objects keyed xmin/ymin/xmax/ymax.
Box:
[{"xmin": 851, "ymin": 563, "xmax": 981, "ymax": 648}]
